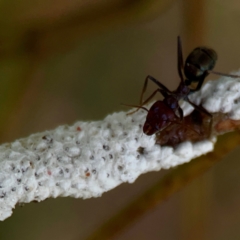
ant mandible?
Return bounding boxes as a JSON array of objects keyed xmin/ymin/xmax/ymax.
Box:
[{"xmin": 133, "ymin": 36, "xmax": 239, "ymax": 136}]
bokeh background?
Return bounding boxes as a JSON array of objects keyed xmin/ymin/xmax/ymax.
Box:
[{"xmin": 1, "ymin": 0, "xmax": 240, "ymax": 239}]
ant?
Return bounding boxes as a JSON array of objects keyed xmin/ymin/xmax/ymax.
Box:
[{"xmin": 129, "ymin": 36, "xmax": 239, "ymax": 136}]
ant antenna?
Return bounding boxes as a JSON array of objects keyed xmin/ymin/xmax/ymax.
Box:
[
  {"xmin": 121, "ymin": 103, "xmax": 149, "ymax": 115},
  {"xmin": 208, "ymin": 70, "xmax": 240, "ymax": 78}
]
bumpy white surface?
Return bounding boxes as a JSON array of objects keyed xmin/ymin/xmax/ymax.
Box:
[
  {"xmin": 1, "ymin": 73, "xmax": 240, "ymax": 221},
  {"xmin": 184, "ymin": 71, "xmax": 240, "ymax": 117}
]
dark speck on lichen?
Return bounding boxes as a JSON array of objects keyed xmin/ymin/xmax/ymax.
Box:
[
  {"xmin": 0, "ymin": 192, "xmax": 6, "ymax": 198},
  {"xmin": 103, "ymin": 145, "xmax": 110, "ymax": 151},
  {"xmin": 42, "ymin": 135, "xmax": 53, "ymax": 144},
  {"xmin": 137, "ymin": 147, "xmax": 145, "ymax": 154},
  {"xmin": 118, "ymin": 165, "xmax": 123, "ymax": 171}
]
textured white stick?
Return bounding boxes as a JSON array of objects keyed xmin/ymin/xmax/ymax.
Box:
[{"xmin": 1, "ymin": 72, "xmax": 240, "ymax": 221}]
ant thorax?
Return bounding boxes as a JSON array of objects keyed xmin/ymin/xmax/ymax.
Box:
[
  {"xmin": 174, "ymin": 82, "xmax": 190, "ymax": 99},
  {"xmin": 163, "ymin": 95, "xmax": 179, "ymax": 109}
]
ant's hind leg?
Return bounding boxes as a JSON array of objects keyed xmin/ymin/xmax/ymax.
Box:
[
  {"xmin": 208, "ymin": 70, "xmax": 240, "ymax": 79},
  {"xmin": 177, "ymin": 36, "xmax": 185, "ymax": 83},
  {"xmin": 185, "ymin": 97, "xmax": 213, "ymax": 137}
]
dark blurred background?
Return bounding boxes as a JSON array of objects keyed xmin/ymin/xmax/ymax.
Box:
[{"xmin": 1, "ymin": 0, "xmax": 240, "ymax": 239}]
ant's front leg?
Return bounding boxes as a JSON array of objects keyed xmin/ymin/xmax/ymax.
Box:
[
  {"xmin": 140, "ymin": 75, "xmax": 172, "ymax": 104},
  {"xmin": 127, "ymin": 89, "xmax": 162, "ymax": 115}
]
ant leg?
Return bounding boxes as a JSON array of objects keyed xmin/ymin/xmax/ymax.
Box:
[
  {"xmin": 177, "ymin": 36, "xmax": 185, "ymax": 83},
  {"xmin": 185, "ymin": 97, "xmax": 212, "ymax": 137},
  {"xmin": 185, "ymin": 97, "xmax": 212, "ymax": 118},
  {"xmin": 141, "ymin": 89, "xmax": 163, "ymax": 106},
  {"xmin": 159, "ymin": 89, "xmax": 170, "ymax": 98},
  {"xmin": 189, "ymin": 78, "xmax": 205, "ymax": 93},
  {"xmin": 126, "ymin": 89, "xmax": 162, "ymax": 115},
  {"xmin": 178, "ymin": 107, "xmax": 183, "ymax": 120},
  {"xmin": 121, "ymin": 103, "xmax": 149, "ymax": 115},
  {"xmin": 191, "ymin": 70, "xmax": 240, "ymax": 93},
  {"xmin": 208, "ymin": 70, "xmax": 240, "ymax": 79},
  {"xmin": 140, "ymin": 75, "xmax": 172, "ymax": 104}
]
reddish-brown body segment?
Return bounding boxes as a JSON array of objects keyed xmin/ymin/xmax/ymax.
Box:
[{"xmin": 143, "ymin": 101, "xmax": 177, "ymax": 135}]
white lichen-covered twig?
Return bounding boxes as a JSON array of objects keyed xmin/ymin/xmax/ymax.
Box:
[{"xmin": 1, "ymin": 73, "xmax": 240, "ymax": 221}]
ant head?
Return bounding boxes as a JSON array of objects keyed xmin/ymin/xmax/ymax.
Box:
[
  {"xmin": 184, "ymin": 47, "xmax": 218, "ymax": 82},
  {"xmin": 143, "ymin": 101, "xmax": 175, "ymax": 135}
]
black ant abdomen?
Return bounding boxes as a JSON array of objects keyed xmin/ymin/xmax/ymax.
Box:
[{"xmin": 184, "ymin": 47, "xmax": 217, "ymax": 84}]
